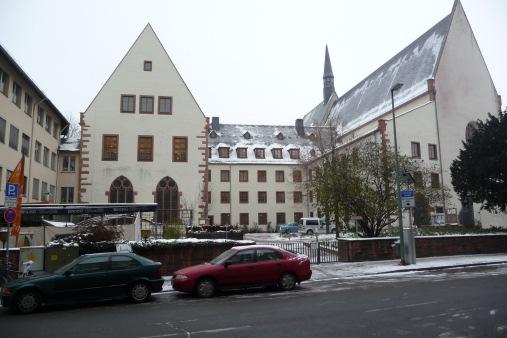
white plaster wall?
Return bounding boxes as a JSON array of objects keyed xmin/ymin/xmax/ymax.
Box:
[
  {"xmin": 208, "ymin": 163, "xmax": 307, "ymax": 228},
  {"xmin": 81, "ymin": 25, "xmax": 206, "ymax": 222},
  {"xmin": 57, "ymin": 151, "xmax": 80, "ymax": 203},
  {"xmin": 435, "ymin": 2, "xmax": 505, "ymax": 227}
]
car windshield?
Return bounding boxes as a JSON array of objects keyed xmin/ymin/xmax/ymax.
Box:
[
  {"xmin": 54, "ymin": 257, "xmax": 80, "ymax": 275},
  {"xmin": 209, "ymin": 249, "xmax": 236, "ymax": 265}
]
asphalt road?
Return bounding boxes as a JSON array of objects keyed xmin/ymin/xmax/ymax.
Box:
[{"xmin": 1, "ymin": 265, "xmax": 506, "ymax": 338}]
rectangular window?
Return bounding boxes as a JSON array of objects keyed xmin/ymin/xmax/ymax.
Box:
[
  {"xmin": 49, "ymin": 185, "xmax": 56, "ymax": 202},
  {"xmin": 32, "ymin": 178, "xmax": 40, "ymax": 200},
  {"xmin": 121, "ymin": 95, "xmax": 135, "ymax": 113},
  {"xmin": 255, "ymin": 148, "xmax": 265, "ymax": 159},
  {"xmin": 428, "ymin": 144, "xmax": 438, "ymax": 160},
  {"xmin": 257, "ymin": 170, "xmax": 266, "ymax": 182},
  {"xmin": 34, "ymin": 141, "xmax": 41, "ymax": 162},
  {"xmin": 207, "ymin": 191, "xmax": 211, "ymax": 204},
  {"xmin": 218, "ymin": 147, "xmax": 229, "ymax": 158},
  {"xmin": 12, "ymin": 82, "xmax": 21, "ymax": 107},
  {"xmin": 24, "ymin": 94, "xmax": 32, "ymax": 115},
  {"xmin": 293, "ymin": 170, "xmax": 302, "ymax": 182},
  {"xmin": 208, "ymin": 147, "xmax": 212, "ymax": 158},
  {"xmin": 144, "ymin": 60, "xmax": 152, "ymax": 71},
  {"xmin": 220, "ymin": 191, "xmax": 230, "ymax": 204},
  {"xmin": 289, "ymin": 148, "xmax": 300, "ymax": 159},
  {"xmin": 258, "ymin": 191, "xmax": 267, "ymax": 204},
  {"xmin": 61, "ymin": 187, "xmax": 74, "ymax": 203},
  {"xmin": 0, "ymin": 117, "xmax": 6, "ymax": 143},
  {"xmin": 41, "ymin": 181, "xmax": 48, "ymax": 201},
  {"xmin": 173, "ymin": 137, "xmax": 188, "ymax": 162},
  {"xmin": 21, "ymin": 133, "xmax": 30, "ymax": 156},
  {"xmin": 309, "ymin": 190, "xmax": 314, "ymax": 203},
  {"xmin": 208, "ymin": 169, "xmax": 211, "ymax": 182},
  {"xmin": 22, "ymin": 176, "xmax": 27, "ymax": 196},
  {"xmin": 294, "ymin": 212, "xmax": 303, "ymax": 223},
  {"xmin": 0, "ymin": 68, "xmax": 9, "ymax": 95},
  {"xmin": 221, "ymin": 213, "xmax": 231, "ymax": 225},
  {"xmin": 53, "ymin": 122, "xmax": 59, "ymax": 139},
  {"xmin": 236, "ymin": 148, "xmax": 247, "ymax": 158},
  {"xmin": 140, "ymin": 95, "xmax": 154, "ymax": 114},
  {"xmin": 45, "ymin": 115, "xmax": 52, "ymax": 134},
  {"xmin": 220, "ymin": 170, "xmax": 230, "ymax": 182},
  {"xmin": 411, "ymin": 142, "xmax": 421, "ymax": 158},
  {"xmin": 276, "ymin": 212, "xmax": 286, "ymax": 225},
  {"xmin": 9, "ymin": 124, "xmax": 19, "ymax": 150},
  {"xmin": 258, "ymin": 213, "xmax": 268, "ymax": 225},
  {"xmin": 239, "ymin": 213, "xmax": 249, "ymax": 225},
  {"xmin": 6, "ymin": 170, "xmax": 12, "ymax": 181},
  {"xmin": 37, "ymin": 106, "xmax": 44, "ymax": 125},
  {"xmin": 239, "ymin": 170, "xmax": 248, "ymax": 182},
  {"xmin": 102, "ymin": 135, "xmax": 119, "ymax": 161},
  {"xmin": 294, "ymin": 191, "xmax": 303, "ymax": 203},
  {"xmin": 62, "ymin": 155, "xmax": 76, "ymax": 172},
  {"xmin": 431, "ymin": 173, "xmax": 440, "ymax": 188},
  {"xmin": 158, "ymin": 96, "xmax": 172, "ymax": 114},
  {"xmin": 43, "ymin": 146, "xmax": 49, "ymax": 166},
  {"xmin": 137, "ymin": 136, "xmax": 154, "ymax": 161},
  {"xmin": 239, "ymin": 191, "xmax": 249, "ymax": 203},
  {"xmin": 51, "ymin": 152, "xmax": 56, "ymax": 170},
  {"xmin": 275, "ymin": 170, "xmax": 285, "ymax": 182},
  {"xmin": 272, "ymin": 148, "xmax": 283, "ymax": 159},
  {"xmin": 413, "ymin": 171, "xmax": 423, "ymax": 188},
  {"xmin": 276, "ymin": 191, "xmax": 285, "ymax": 203}
]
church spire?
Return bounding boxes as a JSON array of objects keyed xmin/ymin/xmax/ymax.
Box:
[{"xmin": 323, "ymin": 45, "xmax": 335, "ymax": 103}]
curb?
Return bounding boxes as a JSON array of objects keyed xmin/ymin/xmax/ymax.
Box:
[{"xmin": 373, "ymin": 260, "xmax": 507, "ymax": 275}]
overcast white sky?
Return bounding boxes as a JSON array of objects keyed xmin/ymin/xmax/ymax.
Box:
[{"xmin": 0, "ymin": 0, "xmax": 505, "ymax": 126}]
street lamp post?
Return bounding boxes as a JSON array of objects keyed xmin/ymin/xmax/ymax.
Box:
[{"xmin": 390, "ymin": 83, "xmax": 406, "ymax": 265}]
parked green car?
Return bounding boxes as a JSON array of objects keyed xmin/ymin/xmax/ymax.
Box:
[{"xmin": 1, "ymin": 252, "xmax": 164, "ymax": 314}]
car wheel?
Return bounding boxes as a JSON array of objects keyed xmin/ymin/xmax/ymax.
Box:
[
  {"xmin": 306, "ymin": 229, "xmax": 314, "ymax": 235},
  {"xmin": 279, "ymin": 273, "xmax": 296, "ymax": 291},
  {"xmin": 195, "ymin": 278, "xmax": 215, "ymax": 298},
  {"xmin": 14, "ymin": 289, "xmax": 41, "ymax": 314},
  {"xmin": 130, "ymin": 282, "xmax": 151, "ymax": 303}
]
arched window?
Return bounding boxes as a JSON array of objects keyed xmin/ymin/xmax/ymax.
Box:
[
  {"xmin": 109, "ymin": 176, "xmax": 134, "ymax": 203},
  {"xmin": 155, "ymin": 177, "xmax": 179, "ymax": 224}
]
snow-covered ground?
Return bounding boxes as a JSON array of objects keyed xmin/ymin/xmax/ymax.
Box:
[{"xmin": 160, "ymin": 253, "xmax": 507, "ymax": 292}]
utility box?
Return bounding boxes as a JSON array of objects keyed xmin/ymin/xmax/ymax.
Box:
[
  {"xmin": 19, "ymin": 246, "xmax": 45, "ymax": 272},
  {"xmin": 44, "ymin": 246, "xmax": 79, "ymax": 272}
]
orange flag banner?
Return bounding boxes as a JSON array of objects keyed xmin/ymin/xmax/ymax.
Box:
[{"xmin": 8, "ymin": 156, "xmax": 24, "ymax": 237}]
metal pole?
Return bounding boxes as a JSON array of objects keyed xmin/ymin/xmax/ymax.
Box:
[
  {"xmin": 5, "ymin": 223, "xmax": 11, "ymax": 273},
  {"xmin": 391, "ymin": 84, "xmax": 405, "ymax": 265}
]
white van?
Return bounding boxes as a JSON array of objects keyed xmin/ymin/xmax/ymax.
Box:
[{"xmin": 298, "ymin": 218, "xmax": 336, "ymax": 235}]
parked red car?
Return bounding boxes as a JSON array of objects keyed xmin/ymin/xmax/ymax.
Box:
[{"xmin": 171, "ymin": 245, "xmax": 312, "ymax": 297}]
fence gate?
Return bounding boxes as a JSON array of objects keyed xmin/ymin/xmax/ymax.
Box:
[{"xmin": 264, "ymin": 240, "xmax": 339, "ymax": 264}]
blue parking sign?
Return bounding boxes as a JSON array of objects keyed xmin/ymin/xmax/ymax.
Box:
[{"xmin": 5, "ymin": 183, "xmax": 19, "ymax": 198}]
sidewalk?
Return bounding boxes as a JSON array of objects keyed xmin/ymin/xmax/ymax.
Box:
[{"xmin": 161, "ymin": 253, "xmax": 507, "ymax": 292}]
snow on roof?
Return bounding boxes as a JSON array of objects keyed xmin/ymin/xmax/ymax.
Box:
[
  {"xmin": 59, "ymin": 137, "xmax": 80, "ymax": 152},
  {"xmin": 42, "ymin": 220, "xmax": 76, "ymax": 227},
  {"xmin": 303, "ymin": 14, "xmax": 451, "ymax": 133}
]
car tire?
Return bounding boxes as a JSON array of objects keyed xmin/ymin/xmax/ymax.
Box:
[
  {"xmin": 279, "ymin": 273, "xmax": 297, "ymax": 291},
  {"xmin": 14, "ymin": 289, "xmax": 42, "ymax": 314},
  {"xmin": 306, "ymin": 229, "xmax": 314, "ymax": 235},
  {"xmin": 129, "ymin": 281, "xmax": 151, "ymax": 303},
  {"xmin": 195, "ymin": 278, "xmax": 216, "ymax": 298}
]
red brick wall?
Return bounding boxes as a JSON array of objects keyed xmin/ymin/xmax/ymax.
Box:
[{"xmin": 338, "ymin": 234, "xmax": 507, "ymax": 262}]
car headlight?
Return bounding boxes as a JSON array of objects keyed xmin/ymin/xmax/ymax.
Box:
[{"xmin": 173, "ymin": 274, "xmax": 189, "ymax": 281}]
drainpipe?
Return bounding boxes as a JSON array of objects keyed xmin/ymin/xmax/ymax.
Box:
[{"xmin": 432, "ymin": 85, "xmax": 447, "ymax": 222}]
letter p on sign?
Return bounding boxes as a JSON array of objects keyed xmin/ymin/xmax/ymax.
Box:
[{"xmin": 6, "ymin": 183, "xmax": 19, "ymax": 198}]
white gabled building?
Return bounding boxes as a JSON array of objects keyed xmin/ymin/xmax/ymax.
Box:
[
  {"xmin": 79, "ymin": 24, "xmax": 208, "ymax": 225},
  {"xmin": 303, "ymin": 0, "xmax": 504, "ymax": 227}
]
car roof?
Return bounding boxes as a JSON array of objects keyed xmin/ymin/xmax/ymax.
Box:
[
  {"xmin": 81, "ymin": 252, "xmax": 136, "ymax": 258},
  {"xmin": 232, "ymin": 245, "xmax": 283, "ymax": 251}
]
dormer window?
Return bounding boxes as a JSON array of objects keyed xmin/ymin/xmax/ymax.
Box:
[
  {"xmin": 144, "ymin": 61, "xmax": 152, "ymax": 71},
  {"xmin": 243, "ymin": 131, "xmax": 251, "ymax": 139},
  {"xmin": 236, "ymin": 147, "xmax": 247, "ymax": 158},
  {"xmin": 255, "ymin": 148, "xmax": 265, "ymax": 159},
  {"xmin": 276, "ymin": 132, "xmax": 284, "ymax": 140},
  {"xmin": 209, "ymin": 130, "xmax": 217, "ymax": 138},
  {"xmin": 218, "ymin": 147, "xmax": 230, "ymax": 158},
  {"xmin": 289, "ymin": 148, "xmax": 300, "ymax": 159},
  {"xmin": 271, "ymin": 148, "xmax": 283, "ymax": 159}
]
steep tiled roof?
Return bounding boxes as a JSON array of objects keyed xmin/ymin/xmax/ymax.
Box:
[{"xmin": 303, "ymin": 14, "xmax": 451, "ymax": 134}]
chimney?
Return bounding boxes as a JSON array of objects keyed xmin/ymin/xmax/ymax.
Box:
[
  {"xmin": 295, "ymin": 119, "xmax": 305, "ymax": 137},
  {"xmin": 211, "ymin": 117, "xmax": 220, "ymax": 131}
]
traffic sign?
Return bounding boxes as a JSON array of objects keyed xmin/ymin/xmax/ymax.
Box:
[
  {"xmin": 4, "ymin": 208, "xmax": 17, "ymax": 223},
  {"xmin": 5, "ymin": 183, "xmax": 19, "ymax": 198},
  {"xmin": 4, "ymin": 197, "xmax": 17, "ymax": 208},
  {"xmin": 401, "ymin": 190, "xmax": 415, "ymax": 208}
]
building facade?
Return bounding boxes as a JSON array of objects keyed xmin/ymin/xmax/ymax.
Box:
[
  {"xmin": 0, "ymin": 44, "xmax": 68, "ymax": 206},
  {"xmin": 79, "ymin": 24, "xmax": 208, "ymax": 225}
]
